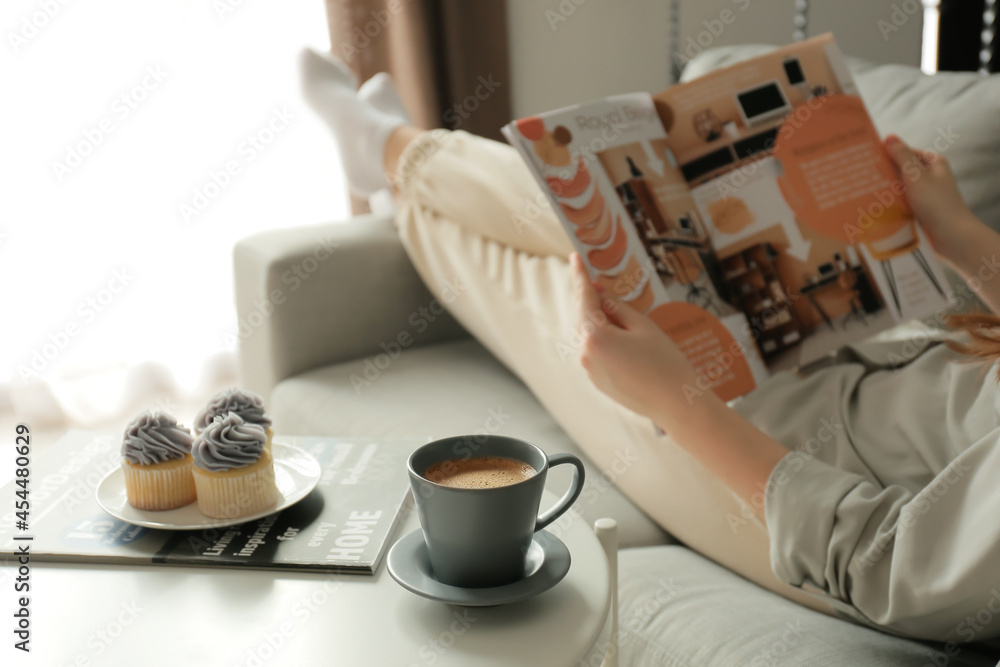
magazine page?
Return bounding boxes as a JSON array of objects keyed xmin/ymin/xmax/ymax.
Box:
[
  {"xmin": 652, "ymin": 33, "xmax": 952, "ymax": 372},
  {"xmin": 0, "ymin": 431, "xmax": 418, "ymax": 574},
  {"xmin": 503, "ymin": 94, "xmax": 768, "ymax": 402}
]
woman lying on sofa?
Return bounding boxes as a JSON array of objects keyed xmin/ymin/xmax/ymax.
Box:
[{"xmin": 300, "ymin": 48, "xmax": 1000, "ymax": 642}]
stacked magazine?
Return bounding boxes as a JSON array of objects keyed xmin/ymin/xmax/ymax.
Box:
[
  {"xmin": 0, "ymin": 431, "xmax": 421, "ymax": 574},
  {"xmin": 503, "ymin": 33, "xmax": 951, "ymax": 401}
]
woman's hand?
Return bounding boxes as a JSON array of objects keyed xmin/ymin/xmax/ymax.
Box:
[
  {"xmin": 884, "ymin": 135, "xmax": 981, "ymax": 260},
  {"xmin": 571, "ymin": 254, "xmax": 788, "ymax": 507},
  {"xmin": 570, "ymin": 254, "xmax": 702, "ymax": 425},
  {"xmin": 884, "ymin": 135, "xmax": 1000, "ymax": 313}
]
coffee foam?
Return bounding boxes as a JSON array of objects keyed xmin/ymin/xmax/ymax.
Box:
[{"xmin": 423, "ymin": 456, "xmax": 536, "ymax": 489}]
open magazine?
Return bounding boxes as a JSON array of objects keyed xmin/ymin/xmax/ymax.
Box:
[{"xmin": 502, "ymin": 33, "xmax": 952, "ymax": 401}]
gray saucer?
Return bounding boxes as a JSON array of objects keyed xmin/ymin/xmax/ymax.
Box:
[{"xmin": 386, "ymin": 529, "xmax": 571, "ymax": 606}]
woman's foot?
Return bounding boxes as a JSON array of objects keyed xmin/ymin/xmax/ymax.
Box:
[
  {"xmin": 358, "ymin": 73, "xmax": 411, "ymax": 213},
  {"xmin": 359, "ymin": 72, "xmax": 411, "ymax": 125},
  {"xmin": 298, "ymin": 47, "xmax": 403, "ymax": 196}
]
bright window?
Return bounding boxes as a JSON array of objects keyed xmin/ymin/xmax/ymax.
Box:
[{"xmin": 2, "ymin": 0, "xmax": 347, "ymax": 422}]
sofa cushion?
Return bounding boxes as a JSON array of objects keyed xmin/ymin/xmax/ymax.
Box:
[
  {"xmin": 617, "ymin": 545, "xmax": 1000, "ymax": 667},
  {"xmin": 682, "ymin": 46, "xmax": 1000, "ymax": 233},
  {"xmin": 270, "ymin": 338, "xmax": 673, "ymax": 549}
]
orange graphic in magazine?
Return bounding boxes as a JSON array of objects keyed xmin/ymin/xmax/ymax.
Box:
[
  {"xmin": 595, "ymin": 254, "xmax": 643, "ymax": 298},
  {"xmin": 624, "ymin": 276, "xmax": 655, "ymax": 312},
  {"xmin": 575, "ymin": 208, "xmax": 615, "ymax": 246},
  {"xmin": 772, "ymin": 94, "xmax": 914, "ymax": 257},
  {"xmin": 560, "ymin": 188, "xmax": 606, "ymax": 226},
  {"xmin": 587, "ymin": 219, "xmax": 629, "ymax": 270},
  {"xmin": 647, "ymin": 302, "xmax": 756, "ymax": 401},
  {"xmin": 546, "ymin": 158, "xmax": 591, "ymax": 198},
  {"xmin": 708, "ymin": 197, "xmax": 755, "ymax": 235}
]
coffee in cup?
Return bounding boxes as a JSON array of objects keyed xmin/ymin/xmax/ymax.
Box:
[
  {"xmin": 407, "ymin": 435, "xmax": 585, "ymax": 588},
  {"xmin": 423, "ymin": 455, "xmax": 536, "ymax": 489}
]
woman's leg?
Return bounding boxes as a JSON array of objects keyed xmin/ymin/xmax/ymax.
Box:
[
  {"xmin": 386, "ymin": 127, "xmax": 829, "ymax": 613},
  {"xmin": 384, "ymin": 126, "xmax": 575, "ymax": 258}
]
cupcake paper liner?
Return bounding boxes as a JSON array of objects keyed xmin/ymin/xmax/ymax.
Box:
[
  {"xmin": 123, "ymin": 457, "xmax": 197, "ymax": 511},
  {"xmin": 193, "ymin": 456, "xmax": 277, "ymax": 519}
]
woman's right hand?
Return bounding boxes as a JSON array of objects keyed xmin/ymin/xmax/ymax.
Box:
[
  {"xmin": 569, "ymin": 253, "xmax": 703, "ymax": 424},
  {"xmin": 884, "ymin": 134, "xmax": 981, "ymax": 259}
]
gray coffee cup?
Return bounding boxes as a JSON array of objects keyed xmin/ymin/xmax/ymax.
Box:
[{"xmin": 407, "ymin": 435, "xmax": 586, "ymax": 588}]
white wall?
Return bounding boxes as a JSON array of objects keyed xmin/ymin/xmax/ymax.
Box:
[
  {"xmin": 681, "ymin": 0, "xmax": 923, "ymax": 65},
  {"xmin": 810, "ymin": 1, "xmax": 923, "ymax": 66},
  {"xmin": 505, "ymin": 0, "xmax": 673, "ymax": 118},
  {"xmin": 508, "ymin": 0, "xmax": 924, "ymax": 118}
]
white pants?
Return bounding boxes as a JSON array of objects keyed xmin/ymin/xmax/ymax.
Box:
[{"xmin": 392, "ymin": 129, "xmax": 827, "ymax": 613}]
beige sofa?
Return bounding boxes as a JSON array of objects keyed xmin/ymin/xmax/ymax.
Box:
[{"xmin": 234, "ymin": 47, "xmax": 1000, "ymax": 666}]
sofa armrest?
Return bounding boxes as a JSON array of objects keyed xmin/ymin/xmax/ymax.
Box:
[{"xmin": 233, "ymin": 214, "xmax": 469, "ymax": 400}]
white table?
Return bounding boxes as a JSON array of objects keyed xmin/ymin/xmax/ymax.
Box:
[{"xmin": 1, "ymin": 492, "xmax": 611, "ymax": 667}]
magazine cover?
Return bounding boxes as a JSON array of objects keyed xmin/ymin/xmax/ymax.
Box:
[
  {"xmin": 0, "ymin": 431, "xmax": 420, "ymax": 574},
  {"xmin": 503, "ymin": 33, "xmax": 951, "ymax": 397}
]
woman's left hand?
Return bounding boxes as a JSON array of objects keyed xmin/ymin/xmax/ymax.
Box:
[{"xmin": 570, "ymin": 253, "xmax": 701, "ymax": 424}]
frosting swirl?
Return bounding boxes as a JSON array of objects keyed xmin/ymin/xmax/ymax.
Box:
[
  {"xmin": 192, "ymin": 412, "xmax": 266, "ymax": 472},
  {"xmin": 122, "ymin": 411, "xmax": 193, "ymax": 466},
  {"xmin": 194, "ymin": 387, "xmax": 272, "ymax": 433}
]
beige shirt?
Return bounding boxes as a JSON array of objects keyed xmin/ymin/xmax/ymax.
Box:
[{"xmin": 733, "ymin": 323, "xmax": 1000, "ymax": 643}]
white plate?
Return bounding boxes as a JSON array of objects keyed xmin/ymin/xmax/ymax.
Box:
[{"xmin": 95, "ymin": 442, "xmax": 321, "ymax": 530}]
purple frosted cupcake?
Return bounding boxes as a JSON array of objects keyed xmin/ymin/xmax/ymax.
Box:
[
  {"xmin": 191, "ymin": 412, "xmax": 276, "ymax": 519},
  {"xmin": 121, "ymin": 410, "xmax": 197, "ymax": 510},
  {"xmin": 195, "ymin": 387, "xmax": 273, "ymax": 452}
]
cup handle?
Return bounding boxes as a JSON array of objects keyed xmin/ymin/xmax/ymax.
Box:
[{"xmin": 535, "ymin": 453, "xmax": 586, "ymax": 531}]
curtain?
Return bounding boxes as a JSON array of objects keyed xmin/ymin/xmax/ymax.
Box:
[{"xmin": 324, "ymin": 0, "xmax": 512, "ymax": 210}]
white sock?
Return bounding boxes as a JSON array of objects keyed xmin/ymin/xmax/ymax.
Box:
[
  {"xmin": 299, "ymin": 48, "xmax": 402, "ymax": 196},
  {"xmin": 359, "ymin": 73, "xmax": 411, "ymax": 214},
  {"xmin": 358, "ymin": 72, "xmax": 411, "ymax": 124}
]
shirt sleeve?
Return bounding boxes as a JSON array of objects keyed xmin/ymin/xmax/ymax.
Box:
[{"xmin": 764, "ymin": 435, "xmax": 1000, "ymax": 642}]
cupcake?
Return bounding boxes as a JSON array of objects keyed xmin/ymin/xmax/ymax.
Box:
[
  {"xmin": 191, "ymin": 412, "xmax": 276, "ymax": 519},
  {"xmin": 195, "ymin": 388, "xmax": 273, "ymax": 452},
  {"xmin": 121, "ymin": 411, "xmax": 197, "ymax": 511}
]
